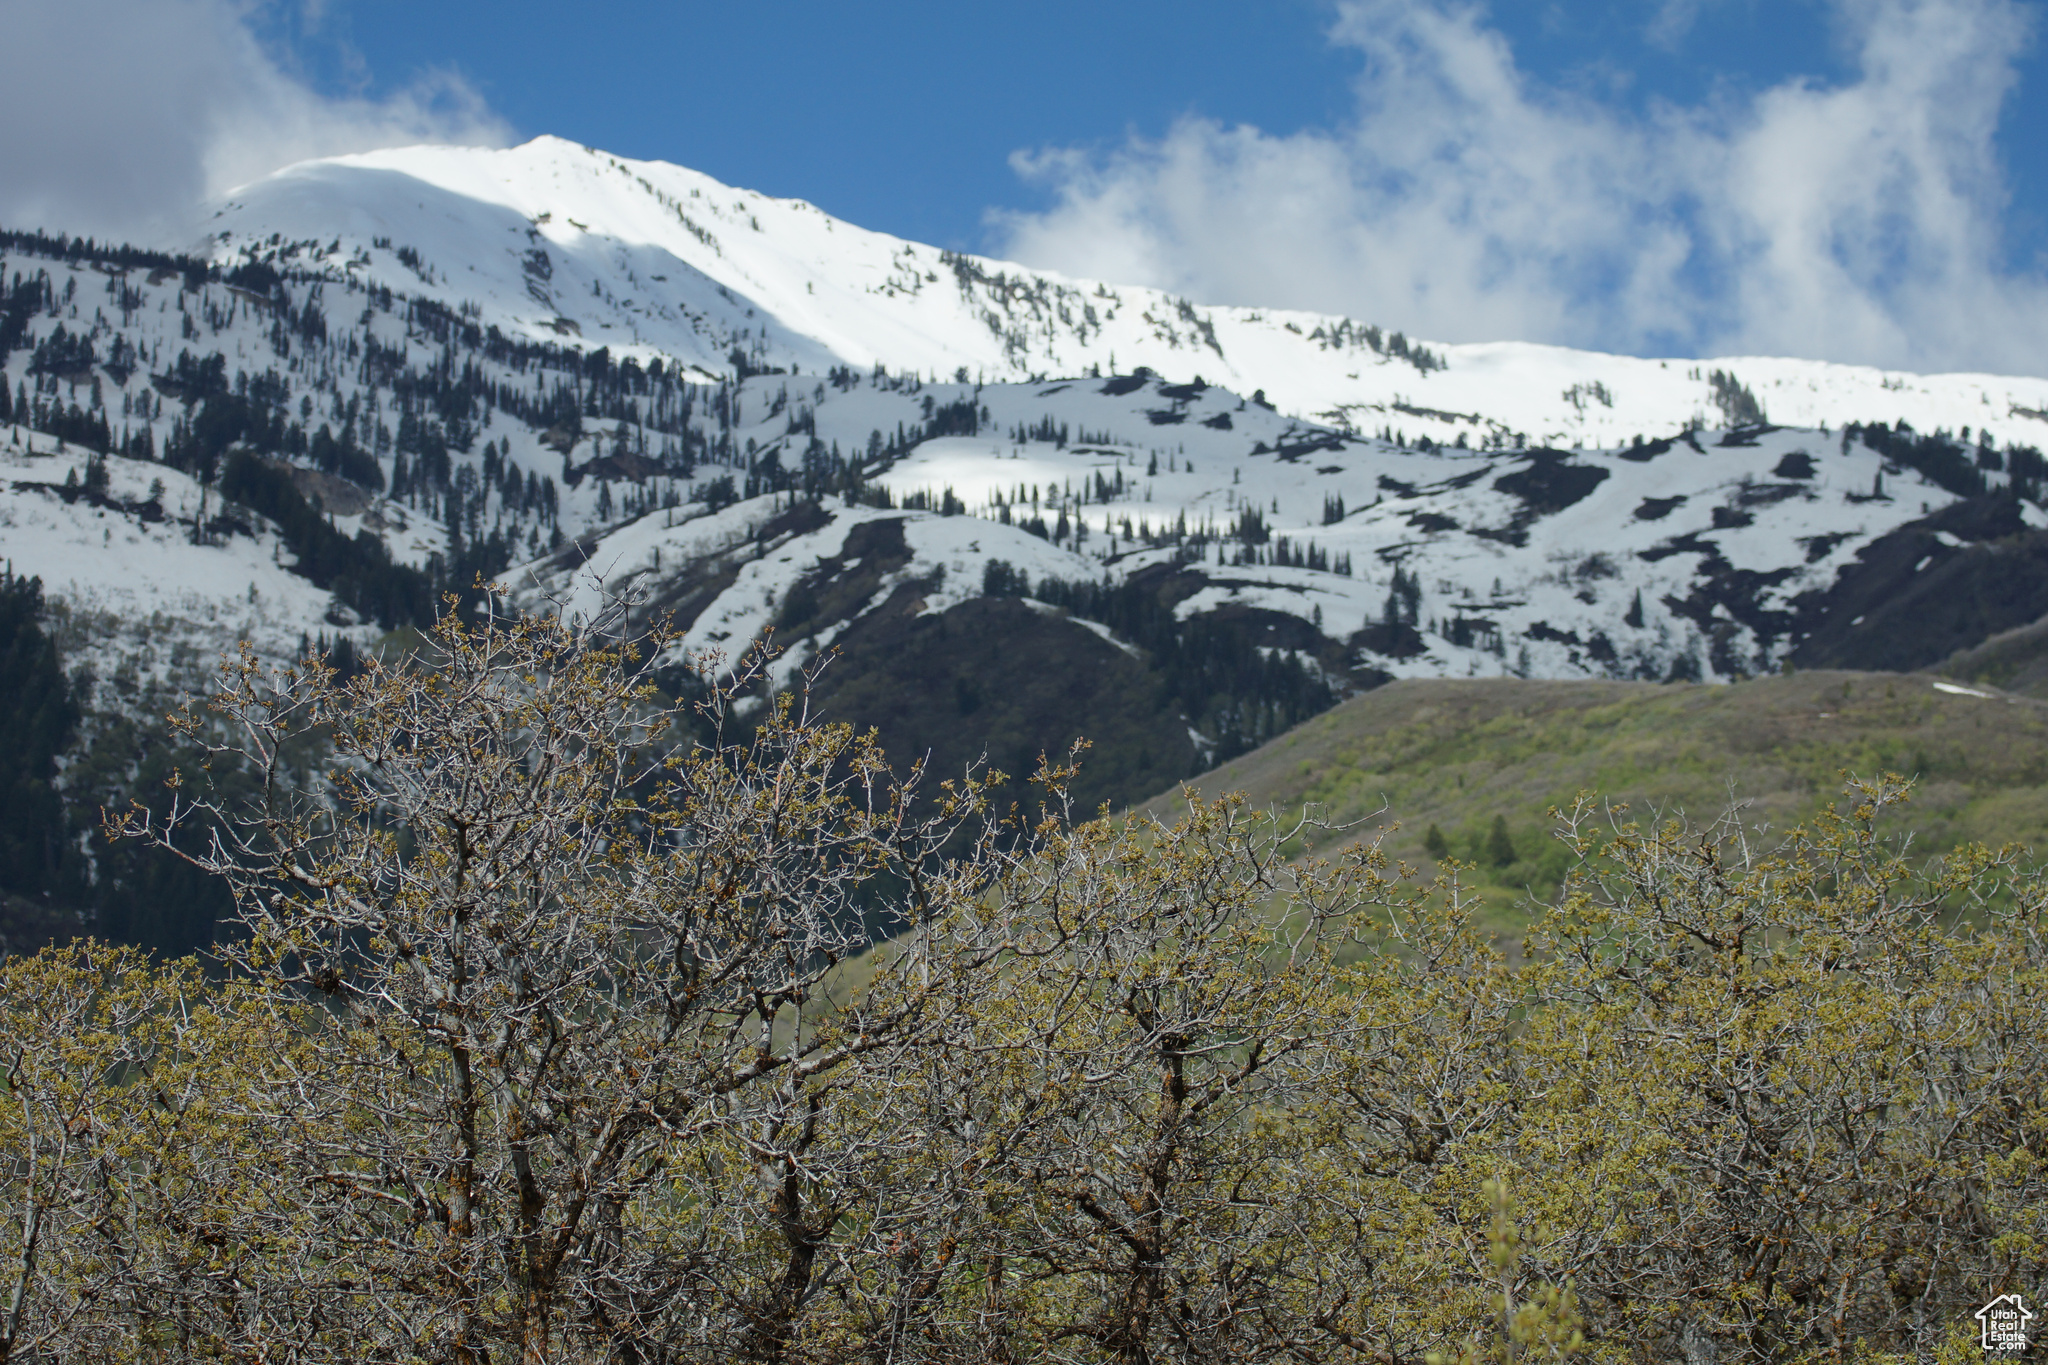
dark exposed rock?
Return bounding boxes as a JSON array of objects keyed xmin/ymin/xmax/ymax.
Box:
[{"xmin": 1790, "ymin": 494, "xmax": 2048, "ymax": 672}]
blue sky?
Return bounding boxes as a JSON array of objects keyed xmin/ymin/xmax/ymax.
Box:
[
  {"xmin": 263, "ymin": 0, "xmax": 2040, "ymax": 270},
  {"xmin": 3, "ymin": 0, "xmax": 2045, "ymax": 371},
  {"xmin": 262, "ymin": 0, "xmax": 1369, "ymax": 252}
]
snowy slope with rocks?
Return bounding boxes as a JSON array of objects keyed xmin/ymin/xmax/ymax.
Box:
[
  {"xmin": 530, "ymin": 369, "xmax": 2042, "ymax": 697},
  {"xmin": 0, "ymin": 134, "xmax": 2046, "ymax": 796},
  {"xmin": 0, "ymin": 425, "xmax": 347, "ymax": 686}
]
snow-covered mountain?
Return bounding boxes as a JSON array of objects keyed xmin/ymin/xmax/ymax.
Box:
[
  {"xmin": 523, "ymin": 370, "xmax": 2044, "ymax": 685},
  {"xmin": 189, "ymin": 136, "xmax": 2048, "ymax": 448},
  {"xmin": 6, "ymin": 133, "xmax": 2048, "ymax": 805}
]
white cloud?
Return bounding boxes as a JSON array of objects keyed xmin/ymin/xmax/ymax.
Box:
[
  {"xmin": 0, "ymin": 0, "xmax": 509, "ymax": 244},
  {"xmin": 989, "ymin": 0, "xmax": 2047, "ymax": 374},
  {"xmin": 1646, "ymin": 0, "xmax": 1718, "ymax": 49}
]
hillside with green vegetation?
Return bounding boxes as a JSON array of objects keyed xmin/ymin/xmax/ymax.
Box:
[
  {"xmin": 9, "ymin": 605, "xmax": 2043, "ymax": 1362},
  {"xmin": 1145, "ymin": 669, "xmax": 2048, "ymax": 924},
  {"xmin": 1936, "ymin": 610, "xmax": 2048, "ymax": 697}
]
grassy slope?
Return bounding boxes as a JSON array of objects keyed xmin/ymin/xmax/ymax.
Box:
[
  {"xmin": 1141, "ymin": 670, "xmax": 2048, "ymax": 926},
  {"xmin": 1936, "ymin": 611, "xmax": 2048, "ymax": 698}
]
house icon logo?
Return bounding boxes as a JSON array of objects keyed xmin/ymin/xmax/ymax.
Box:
[{"xmin": 1978, "ymin": 1294, "xmax": 2033, "ymax": 1355}]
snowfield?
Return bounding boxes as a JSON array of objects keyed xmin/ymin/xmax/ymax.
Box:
[{"xmin": 0, "ymin": 426, "xmax": 361, "ymax": 686}]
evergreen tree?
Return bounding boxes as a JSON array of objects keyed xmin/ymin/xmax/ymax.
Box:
[
  {"xmin": 0, "ymin": 573, "xmax": 79, "ymax": 900},
  {"xmin": 1486, "ymin": 814, "xmax": 1517, "ymax": 868},
  {"xmin": 1424, "ymin": 823, "xmax": 1450, "ymax": 860}
]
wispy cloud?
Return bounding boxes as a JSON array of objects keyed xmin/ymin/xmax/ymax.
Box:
[
  {"xmin": 989, "ymin": 0, "xmax": 2045, "ymax": 374},
  {"xmin": 1645, "ymin": 0, "xmax": 1717, "ymax": 49},
  {"xmin": 0, "ymin": 0, "xmax": 509, "ymax": 242}
]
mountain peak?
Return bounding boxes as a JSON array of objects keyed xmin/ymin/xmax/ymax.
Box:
[{"xmin": 181, "ymin": 135, "xmax": 2048, "ymax": 448}]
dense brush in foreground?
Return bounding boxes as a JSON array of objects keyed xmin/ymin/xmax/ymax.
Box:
[{"xmin": 0, "ymin": 602, "xmax": 2042, "ymax": 1364}]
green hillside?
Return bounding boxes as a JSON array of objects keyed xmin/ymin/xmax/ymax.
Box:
[
  {"xmin": 1144, "ymin": 669, "xmax": 2048, "ymax": 925},
  {"xmin": 1936, "ymin": 610, "xmax": 2048, "ymax": 697}
]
